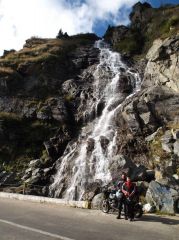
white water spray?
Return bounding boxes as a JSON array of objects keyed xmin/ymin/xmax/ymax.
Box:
[{"xmin": 50, "ymin": 40, "xmax": 141, "ymax": 200}]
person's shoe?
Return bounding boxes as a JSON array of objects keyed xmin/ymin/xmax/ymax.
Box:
[
  {"xmin": 125, "ymin": 216, "xmax": 128, "ymax": 220},
  {"xmin": 130, "ymin": 218, "xmax": 134, "ymax": 222},
  {"xmin": 116, "ymin": 215, "xmax": 121, "ymax": 219}
]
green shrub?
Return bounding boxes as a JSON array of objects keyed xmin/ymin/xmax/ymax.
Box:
[
  {"xmin": 169, "ymin": 15, "xmax": 179, "ymax": 27},
  {"xmin": 115, "ymin": 38, "xmax": 139, "ymax": 54},
  {"xmin": 159, "ymin": 20, "xmax": 171, "ymax": 34}
]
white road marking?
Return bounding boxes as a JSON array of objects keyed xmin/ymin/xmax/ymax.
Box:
[{"xmin": 0, "ymin": 219, "xmax": 75, "ymax": 240}]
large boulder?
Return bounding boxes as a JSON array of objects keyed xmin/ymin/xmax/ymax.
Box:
[
  {"xmin": 91, "ymin": 193, "xmax": 104, "ymax": 209},
  {"xmin": 146, "ymin": 181, "xmax": 179, "ymax": 214}
]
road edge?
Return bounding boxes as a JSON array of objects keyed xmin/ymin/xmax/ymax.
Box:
[{"xmin": 0, "ymin": 192, "xmax": 87, "ymax": 208}]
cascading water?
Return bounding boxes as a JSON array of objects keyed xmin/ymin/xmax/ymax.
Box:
[{"xmin": 50, "ymin": 40, "xmax": 141, "ymax": 200}]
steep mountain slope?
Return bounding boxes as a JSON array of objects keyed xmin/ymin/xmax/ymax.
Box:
[
  {"xmin": 0, "ymin": 34, "xmax": 99, "ymax": 182},
  {"xmin": 0, "ymin": 2, "xmax": 179, "ymax": 213}
]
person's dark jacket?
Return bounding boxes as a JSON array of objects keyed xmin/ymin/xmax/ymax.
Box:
[
  {"xmin": 117, "ymin": 180, "xmax": 125, "ymax": 191},
  {"xmin": 122, "ymin": 181, "xmax": 136, "ymax": 199}
]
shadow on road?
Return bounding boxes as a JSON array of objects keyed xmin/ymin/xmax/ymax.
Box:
[{"xmin": 138, "ymin": 214, "xmax": 179, "ymax": 226}]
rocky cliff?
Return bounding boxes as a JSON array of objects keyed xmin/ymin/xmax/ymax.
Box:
[
  {"xmin": 104, "ymin": 2, "xmax": 179, "ymax": 56},
  {"xmin": 0, "ymin": 33, "xmax": 100, "ymax": 188},
  {"xmin": 0, "ymin": 3, "xmax": 179, "ymax": 214}
]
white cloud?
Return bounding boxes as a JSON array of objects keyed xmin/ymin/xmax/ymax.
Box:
[{"xmin": 0, "ymin": 0, "xmax": 137, "ymax": 55}]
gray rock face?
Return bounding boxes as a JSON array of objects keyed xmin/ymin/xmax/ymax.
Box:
[
  {"xmin": 0, "ymin": 19, "xmax": 179, "ymax": 209},
  {"xmin": 161, "ymin": 130, "xmax": 174, "ymax": 153},
  {"xmin": 105, "ymin": 25, "xmax": 129, "ymax": 46},
  {"xmin": 62, "ymin": 79, "xmax": 78, "ymax": 97},
  {"xmin": 129, "ymin": 2, "xmax": 152, "ymax": 28},
  {"xmin": 174, "ymin": 141, "xmax": 179, "ymax": 156},
  {"xmin": 86, "ymin": 138, "xmax": 95, "ymax": 154},
  {"xmin": 107, "ymin": 35, "xmax": 179, "ymax": 214},
  {"xmin": 144, "ymin": 35, "xmax": 179, "ymax": 92},
  {"xmin": 146, "ymin": 181, "xmax": 178, "ymax": 214}
]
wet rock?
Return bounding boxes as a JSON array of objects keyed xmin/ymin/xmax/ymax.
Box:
[
  {"xmin": 100, "ymin": 136, "xmax": 109, "ymax": 150},
  {"xmin": 29, "ymin": 159, "xmax": 41, "ymax": 168},
  {"xmin": 118, "ymin": 74, "xmax": 133, "ymax": 94},
  {"xmin": 62, "ymin": 79, "xmax": 78, "ymax": 97},
  {"xmin": 96, "ymin": 101, "xmax": 105, "ymax": 117},
  {"xmin": 32, "ymin": 168, "xmax": 42, "ymax": 177},
  {"xmin": 86, "ymin": 138, "xmax": 95, "ymax": 153}
]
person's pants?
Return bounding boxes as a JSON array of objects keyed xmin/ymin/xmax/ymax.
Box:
[
  {"xmin": 126, "ymin": 199, "xmax": 134, "ymax": 219},
  {"xmin": 117, "ymin": 197, "xmax": 126, "ymax": 217}
]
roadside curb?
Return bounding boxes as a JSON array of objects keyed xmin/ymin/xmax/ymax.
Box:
[{"xmin": 0, "ymin": 192, "xmax": 87, "ymax": 208}]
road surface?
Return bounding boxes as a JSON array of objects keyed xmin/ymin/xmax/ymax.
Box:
[{"xmin": 0, "ymin": 198, "xmax": 178, "ymax": 240}]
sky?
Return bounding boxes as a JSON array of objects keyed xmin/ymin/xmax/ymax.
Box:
[{"xmin": 0, "ymin": 0, "xmax": 179, "ymax": 55}]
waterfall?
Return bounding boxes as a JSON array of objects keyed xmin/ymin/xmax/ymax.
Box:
[{"xmin": 50, "ymin": 40, "xmax": 141, "ymax": 200}]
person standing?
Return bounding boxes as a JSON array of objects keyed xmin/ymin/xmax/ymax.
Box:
[
  {"xmin": 122, "ymin": 176, "xmax": 136, "ymax": 221},
  {"xmin": 116, "ymin": 172, "xmax": 127, "ymax": 219}
]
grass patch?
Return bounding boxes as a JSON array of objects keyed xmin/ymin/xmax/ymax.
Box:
[
  {"xmin": 115, "ymin": 37, "xmax": 139, "ymax": 54},
  {"xmin": 0, "ymin": 33, "xmax": 98, "ymax": 68},
  {"xmin": 155, "ymin": 210, "xmax": 175, "ymax": 216}
]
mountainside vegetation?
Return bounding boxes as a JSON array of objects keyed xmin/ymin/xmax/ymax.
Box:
[
  {"xmin": 0, "ymin": 1, "xmax": 179, "ymax": 213},
  {"xmin": 104, "ymin": 2, "xmax": 179, "ymax": 57},
  {"xmin": 0, "ymin": 33, "xmax": 99, "ymax": 175}
]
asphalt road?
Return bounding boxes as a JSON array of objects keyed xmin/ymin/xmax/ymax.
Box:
[{"xmin": 0, "ymin": 198, "xmax": 178, "ymax": 240}]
